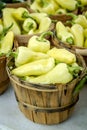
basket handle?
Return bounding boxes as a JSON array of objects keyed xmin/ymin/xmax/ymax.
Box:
[{"xmin": 75, "ymin": 48, "xmax": 87, "ymax": 56}]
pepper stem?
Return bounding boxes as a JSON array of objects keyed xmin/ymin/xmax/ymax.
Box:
[
  {"xmin": 67, "ymin": 13, "xmax": 77, "ymax": 20},
  {"xmin": 22, "ymin": 11, "xmax": 36, "ymax": 22},
  {"xmin": 37, "ymin": 31, "xmax": 53, "ymax": 41}
]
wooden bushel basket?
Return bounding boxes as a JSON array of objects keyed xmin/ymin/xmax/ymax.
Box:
[
  {"xmin": 6, "ymin": 50, "xmax": 86, "ymax": 124},
  {"xmin": 0, "ymin": 56, "xmax": 9, "ymax": 95}
]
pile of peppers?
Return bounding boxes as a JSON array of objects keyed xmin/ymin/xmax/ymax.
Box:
[
  {"xmin": 1, "ymin": 7, "xmax": 52, "ymax": 35},
  {"xmin": 0, "ymin": 0, "xmax": 87, "ymax": 95},
  {"xmin": 9, "ymin": 31, "xmax": 83, "ymax": 86}
]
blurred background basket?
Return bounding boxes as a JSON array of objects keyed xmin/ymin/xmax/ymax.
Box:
[
  {"xmin": 0, "ymin": 56, "xmax": 9, "ymax": 95},
  {"xmin": 6, "ymin": 44, "xmax": 86, "ymax": 124}
]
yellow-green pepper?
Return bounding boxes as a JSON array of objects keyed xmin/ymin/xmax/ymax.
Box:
[
  {"xmin": 2, "ymin": 8, "xmax": 21, "ymax": 35},
  {"xmin": 30, "ymin": 0, "xmax": 59, "ymax": 15},
  {"xmin": 12, "ymin": 7, "xmax": 30, "ymax": 21},
  {"xmin": 28, "ymin": 12, "xmax": 52, "ymax": 34},
  {"xmin": 28, "ymin": 31, "xmax": 53, "ymax": 53},
  {"xmin": 15, "ymin": 46, "xmax": 49, "ymax": 67},
  {"xmin": 71, "ymin": 24, "xmax": 84, "ymax": 47},
  {"xmin": 12, "ymin": 57, "xmax": 55, "ymax": 76},
  {"xmin": 0, "ymin": 31, "xmax": 14, "ymax": 54},
  {"xmin": 74, "ymin": 15, "xmax": 87, "ymax": 29},
  {"xmin": 25, "ymin": 63, "xmax": 73, "ymax": 84},
  {"xmin": 22, "ymin": 18, "xmax": 37, "ymax": 33},
  {"xmin": 56, "ymin": 21, "xmax": 74, "ymax": 44},
  {"xmin": 54, "ymin": 0, "xmax": 77, "ymax": 11},
  {"xmin": 47, "ymin": 47, "xmax": 76, "ymax": 64}
]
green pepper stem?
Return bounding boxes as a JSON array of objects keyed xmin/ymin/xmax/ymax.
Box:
[
  {"xmin": 6, "ymin": 51, "xmax": 18, "ymax": 58},
  {"xmin": 0, "ymin": 23, "xmax": 13, "ymax": 41},
  {"xmin": 22, "ymin": 11, "xmax": 36, "ymax": 22},
  {"xmin": 73, "ymin": 75, "xmax": 87, "ymax": 95},
  {"xmin": 37, "ymin": 31, "xmax": 53, "ymax": 41},
  {"xmin": 66, "ymin": 37, "xmax": 74, "ymax": 45},
  {"xmin": 67, "ymin": 13, "xmax": 77, "ymax": 20}
]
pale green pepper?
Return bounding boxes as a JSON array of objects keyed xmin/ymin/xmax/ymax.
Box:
[
  {"xmin": 78, "ymin": 0, "xmax": 87, "ymax": 6},
  {"xmin": 56, "ymin": 21, "xmax": 74, "ymax": 44},
  {"xmin": 54, "ymin": 0, "xmax": 77, "ymax": 11},
  {"xmin": 47, "ymin": 47, "xmax": 76, "ymax": 64},
  {"xmin": 30, "ymin": 0, "xmax": 59, "ymax": 15},
  {"xmin": 28, "ymin": 31, "xmax": 53, "ymax": 53},
  {"xmin": 74, "ymin": 15, "xmax": 87, "ymax": 29},
  {"xmin": 12, "ymin": 7, "xmax": 30, "ymax": 21},
  {"xmin": 0, "ymin": 24, "xmax": 3, "ymax": 34},
  {"xmin": 2, "ymin": 8, "xmax": 21, "ymax": 35},
  {"xmin": 22, "ymin": 18, "xmax": 37, "ymax": 33},
  {"xmin": 25, "ymin": 63, "xmax": 73, "ymax": 84},
  {"xmin": 12, "ymin": 57, "xmax": 55, "ymax": 76},
  {"xmin": 0, "ymin": 31, "xmax": 14, "ymax": 54},
  {"xmin": 29, "ymin": 13, "xmax": 52, "ymax": 34},
  {"xmin": 14, "ymin": 46, "xmax": 49, "ymax": 67},
  {"xmin": 84, "ymin": 39, "xmax": 87, "ymax": 48},
  {"xmin": 71, "ymin": 24, "xmax": 84, "ymax": 47}
]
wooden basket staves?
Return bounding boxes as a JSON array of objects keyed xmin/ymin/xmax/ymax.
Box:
[{"xmin": 0, "ymin": 56, "xmax": 9, "ymax": 95}]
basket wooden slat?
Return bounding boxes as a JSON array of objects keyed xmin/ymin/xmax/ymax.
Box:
[{"xmin": 0, "ymin": 56, "xmax": 9, "ymax": 95}]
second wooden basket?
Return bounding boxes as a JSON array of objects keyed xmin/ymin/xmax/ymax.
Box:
[{"xmin": 0, "ymin": 56, "xmax": 9, "ymax": 95}]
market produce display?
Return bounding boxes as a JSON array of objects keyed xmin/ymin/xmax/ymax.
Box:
[
  {"xmin": 8, "ymin": 32, "xmax": 83, "ymax": 85},
  {"xmin": 1, "ymin": 7, "xmax": 52, "ymax": 35}
]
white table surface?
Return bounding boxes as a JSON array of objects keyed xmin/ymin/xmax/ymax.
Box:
[{"xmin": 0, "ymin": 84, "xmax": 87, "ymax": 130}]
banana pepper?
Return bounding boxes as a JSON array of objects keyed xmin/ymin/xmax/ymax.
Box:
[
  {"xmin": 74, "ymin": 15, "xmax": 87, "ymax": 29},
  {"xmin": 30, "ymin": 0, "xmax": 59, "ymax": 15},
  {"xmin": 12, "ymin": 7, "xmax": 30, "ymax": 21},
  {"xmin": 71, "ymin": 24, "xmax": 84, "ymax": 47},
  {"xmin": 28, "ymin": 31, "xmax": 53, "ymax": 53},
  {"xmin": 0, "ymin": 31, "xmax": 14, "ymax": 54},
  {"xmin": 29, "ymin": 13, "xmax": 52, "ymax": 34},
  {"xmin": 2, "ymin": 8, "xmax": 21, "ymax": 35},
  {"xmin": 78, "ymin": 0, "xmax": 87, "ymax": 6},
  {"xmin": 22, "ymin": 18, "xmax": 37, "ymax": 33},
  {"xmin": 56, "ymin": 21, "xmax": 74, "ymax": 44},
  {"xmin": 54, "ymin": 0, "xmax": 77, "ymax": 11},
  {"xmin": 14, "ymin": 46, "xmax": 49, "ymax": 67},
  {"xmin": 12, "ymin": 57, "xmax": 55, "ymax": 76},
  {"xmin": 25, "ymin": 63, "xmax": 73, "ymax": 84},
  {"xmin": 47, "ymin": 47, "xmax": 76, "ymax": 64}
]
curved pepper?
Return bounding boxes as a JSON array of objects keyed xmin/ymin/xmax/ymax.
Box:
[
  {"xmin": 15, "ymin": 46, "xmax": 49, "ymax": 67},
  {"xmin": 71, "ymin": 24, "xmax": 84, "ymax": 47},
  {"xmin": 28, "ymin": 13, "xmax": 52, "ymax": 34},
  {"xmin": 47, "ymin": 47, "xmax": 76, "ymax": 64},
  {"xmin": 54, "ymin": 0, "xmax": 77, "ymax": 11},
  {"xmin": 79, "ymin": 0, "xmax": 87, "ymax": 5},
  {"xmin": 22, "ymin": 18, "xmax": 37, "ymax": 33},
  {"xmin": 12, "ymin": 7, "xmax": 30, "ymax": 21},
  {"xmin": 28, "ymin": 31, "xmax": 53, "ymax": 53},
  {"xmin": 56, "ymin": 21, "xmax": 74, "ymax": 44},
  {"xmin": 0, "ymin": 31, "xmax": 14, "ymax": 54},
  {"xmin": 25, "ymin": 63, "xmax": 73, "ymax": 84},
  {"xmin": 74, "ymin": 15, "xmax": 87, "ymax": 29},
  {"xmin": 2, "ymin": 8, "xmax": 21, "ymax": 35},
  {"xmin": 30, "ymin": 0, "xmax": 59, "ymax": 15},
  {"xmin": 0, "ymin": 20, "xmax": 3, "ymax": 34},
  {"xmin": 12, "ymin": 57, "xmax": 55, "ymax": 76}
]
